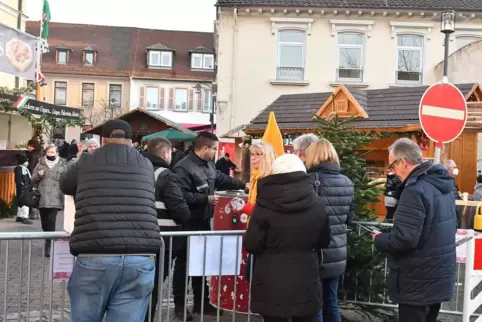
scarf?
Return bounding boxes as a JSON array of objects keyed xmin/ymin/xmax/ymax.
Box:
[
  {"xmin": 248, "ymin": 169, "xmax": 260, "ymax": 206},
  {"xmin": 45, "ymin": 156, "xmax": 59, "ymax": 169},
  {"xmin": 21, "ymin": 165, "xmax": 31, "ymax": 178}
]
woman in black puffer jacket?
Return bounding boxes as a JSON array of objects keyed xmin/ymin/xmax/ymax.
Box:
[{"xmin": 305, "ymin": 138, "xmax": 355, "ymax": 322}]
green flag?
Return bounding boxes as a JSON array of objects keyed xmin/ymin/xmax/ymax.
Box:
[{"xmin": 41, "ymin": 0, "xmax": 51, "ymax": 40}]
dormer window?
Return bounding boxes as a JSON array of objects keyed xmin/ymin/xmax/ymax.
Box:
[
  {"xmin": 146, "ymin": 43, "xmax": 175, "ymax": 69},
  {"xmin": 56, "ymin": 44, "xmax": 71, "ymax": 65},
  {"xmin": 189, "ymin": 46, "xmax": 215, "ymax": 70},
  {"xmin": 82, "ymin": 46, "xmax": 97, "ymax": 66}
]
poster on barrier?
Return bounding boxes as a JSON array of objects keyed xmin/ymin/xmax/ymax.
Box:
[
  {"xmin": 456, "ymin": 229, "xmax": 481, "ymax": 264},
  {"xmin": 52, "ymin": 239, "xmax": 74, "ymax": 280},
  {"xmin": 63, "ymin": 195, "xmax": 75, "ymax": 233},
  {"xmin": 188, "ymin": 236, "xmax": 243, "ymax": 276}
]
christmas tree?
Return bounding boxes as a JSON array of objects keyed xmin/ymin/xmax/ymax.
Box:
[{"xmin": 315, "ymin": 110, "xmax": 390, "ymax": 320}]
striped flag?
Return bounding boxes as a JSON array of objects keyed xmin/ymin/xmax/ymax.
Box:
[
  {"xmin": 13, "ymin": 96, "xmax": 29, "ymax": 109},
  {"xmin": 41, "ymin": 0, "xmax": 51, "ymax": 40}
]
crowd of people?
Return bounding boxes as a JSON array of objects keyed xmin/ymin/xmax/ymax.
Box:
[{"xmin": 12, "ymin": 119, "xmax": 459, "ymax": 322}]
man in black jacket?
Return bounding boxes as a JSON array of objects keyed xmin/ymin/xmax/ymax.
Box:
[
  {"xmin": 173, "ymin": 132, "xmax": 246, "ymax": 320},
  {"xmin": 59, "ymin": 120, "xmax": 161, "ymax": 322},
  {"xmin": 373, "ymin": 138, "xmax": 456, "ymax": 322},
  {"xmin": 142, "ymin": 137, "xmax": 190, "ymax": 322}
]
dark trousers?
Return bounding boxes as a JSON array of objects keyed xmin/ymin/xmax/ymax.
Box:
[
  {"xmin": 144, "ymin": 250, "xmax": 173, "ymax": 322},
  {"xmin": 39, "ymin": 208, "xmax": 58, "ymax": 246},
  {"xmin": 173, "ymin": 219, "xmax": 211, "ymax": 309},
  {"xmin": 263, "ymin": 314, "xmax": 317, "ymax": 322},
  {"xmin": 398, "ymin": 303, "xmax": 441, "ymax": 322}
]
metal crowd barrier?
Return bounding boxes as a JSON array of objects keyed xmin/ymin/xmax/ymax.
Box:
[{"xmin": 0, "ymin": 224, "xmax": 477, "ymax": 322}]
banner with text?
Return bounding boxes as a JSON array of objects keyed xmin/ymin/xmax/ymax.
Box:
[
  {"xmin": 0, "ymin": 23, "xmax": 38, "ymax": 80},
  {"xmin": 20, "ymin": 99, "xmax": 83, "ymax": 121}
]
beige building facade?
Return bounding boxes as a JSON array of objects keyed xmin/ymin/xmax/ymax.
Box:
[{"xmin": 214, "ymin": 4, "xmax": 482, "ymax": 135}]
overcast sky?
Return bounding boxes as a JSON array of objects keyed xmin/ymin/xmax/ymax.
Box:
[{"xmin": 26, "ymin": 0, "xmax": 217, "ymax": 32}]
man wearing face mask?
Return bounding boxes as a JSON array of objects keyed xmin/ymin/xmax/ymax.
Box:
[
  {"xmin": 384, "ymin": 172, "xmax": 403, "ymax": 221},
  {"xmin": 372, "ymin": 138, "xmax": 456, "ymax": 322},
  {"xmin": 173, "ymin": 131, "xmax": 247, "ymax": 320}
]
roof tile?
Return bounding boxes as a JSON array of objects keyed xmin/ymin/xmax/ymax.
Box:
[
  {"xmin": 26, "ymin": 22, "xmax": 215, "ymax": 80},
  {"xmin": 246, "ymin": 83, "xmax": 477, "ymax": 131},
  {"xmin": 216, "ymin": 0, "xmax": 482, "ymax": 11}
]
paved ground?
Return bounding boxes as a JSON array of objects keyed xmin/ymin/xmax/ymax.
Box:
[{"xmin": 0, "ymin": 213, "xmax": 466, "ymax": 322}]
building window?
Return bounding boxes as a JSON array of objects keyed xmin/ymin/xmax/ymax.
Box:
[
  {"xmin": 277, "ymin": 30, "xmax": 305, "ymax": 81},
  {"xmin": 203, "ymin": 89, "xmax": 212, "ymax": 112},
  {"xmin": 175, "ymin": 89, "xmax": 188, "ymax": 111},
  {"xmin": 109, "ymin": 85, "xmax": 122, "ymax": 108},
  {"xmin": 54, "ymin": 82, "xmax": 67, "ymax": 105},
  {"xmin": 146, "ymin": 87, "xmax": 159, "ymax": 109},
  {"xmin": 148, "ymin": 51, "xmax": 172, "ymax": 68},
  {"xmin": 85, "ymin": 52, "xmax": 95, "ymax": 65},
  {"xmin": 396, "ymin": 34, "xmax": 423, "ymax": 84},
  {"xmin": 337, "ymin": 32, "xmax": 364, "ymax": 81},
  {"xmin": 455, "ymin": 36, "xmax": 481, "ymax": 50},
  {"xmin": 81, "ymin": 83, "xmax": 95, "ymax": 107},
  {"xmin": 191, "ymin": 53, "xmax": 214, "ymax": 70},
  {"xmin": 57, "ymin": 50, "xmax": 68, "ymax": 64}
]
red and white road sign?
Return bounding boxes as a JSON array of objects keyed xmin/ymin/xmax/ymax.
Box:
[{"xmin": 419, "ymin": 82, "xmax": 467, "ymax": 145}]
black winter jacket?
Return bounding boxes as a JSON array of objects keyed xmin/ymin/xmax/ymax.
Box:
[
  {"xmin": 14, "ymin": 165, "xmax": 31, "ymax": 207},
  {"xmin": 308, "ymin": 163, "xmax": 354, "ymax": 279},
  {"xmin": 173, "ymin": 152, "xmax": 245, "ymax": 229},
  {"xmin": 59, "ymin": 144, "xmax": 161, "ymax": 256},
  {"xmin": 244, "ymin": 171, "xmax": 330, "ymax": 318},
  {"xmin": 374, "ymin": 162, "xmax": 457, "ymax": 306}
]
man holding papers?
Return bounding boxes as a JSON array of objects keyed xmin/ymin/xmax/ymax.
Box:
[{"xmin": 372, "ymin": 138, "xmax": 456, "ymax": 322}]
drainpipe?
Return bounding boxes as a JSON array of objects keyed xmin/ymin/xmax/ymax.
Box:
[
  {"xmin": 229, "ymin": 7, "xmax": 238, "ymax": 130},
  {"xmin": 15, "ymin": 0, "xmax": 23, "ymax": 88}
]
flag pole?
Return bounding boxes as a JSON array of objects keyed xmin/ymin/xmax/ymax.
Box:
[{"xmin": 34, "ymin": 0, "xmax": 45, "ymax": 138}]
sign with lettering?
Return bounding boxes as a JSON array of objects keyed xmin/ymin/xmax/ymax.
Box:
[
  {"xmin": 20, "ymin": 99, "xmax": 82, "ymax": 120},
  {"xmin": 0, "ymin": 22, "xmax": 38, "ymax": 80}
]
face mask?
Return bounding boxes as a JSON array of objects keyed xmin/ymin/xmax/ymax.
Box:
[
  {"xmin": 46, "ymin": 155, "xmax": 56, "ymax": 161},
  {"xmin": 452, "ymin": 168, "xmax": 459, "ymax": 176}
]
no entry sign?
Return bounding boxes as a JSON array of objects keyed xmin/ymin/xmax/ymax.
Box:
[{"xmin": 419, "ymin": 82, "xmax": 467, "ymax": 146}]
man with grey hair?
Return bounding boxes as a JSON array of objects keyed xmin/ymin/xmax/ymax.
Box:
[
  {"xmin": 373, "ymin": 138, "xmax": 456, "ymax": 322},
  {"xmin": 292, "ymin": 133, "xmax": 318, "ymax": 161}
]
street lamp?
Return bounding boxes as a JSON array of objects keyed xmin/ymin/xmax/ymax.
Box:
[
  {"xmin": 195, "ymin": 83, "xmax": 215, "ymax": 134},
  {"xmin": 440, "ymin": 10, "xmax": 456, "ymax": 83}
]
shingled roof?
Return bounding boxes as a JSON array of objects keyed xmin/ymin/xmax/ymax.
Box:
[
  {"xmin": 25, "ymin": 22, "xmax": 214, "ymax": 80},
  {"xmin": 246, "ymin": 84, "xmax": 479, "ymax": 132},
  {"xmin": 216, "ymin": 0, "xmax": 482, "ymax": 12}
]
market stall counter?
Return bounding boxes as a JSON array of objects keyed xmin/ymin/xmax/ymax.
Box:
[{"xmin": 209, "ymin": 190, "xmax": 250, "ymax": 313}]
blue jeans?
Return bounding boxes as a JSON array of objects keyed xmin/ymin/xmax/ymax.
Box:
[
  {"xmin": 315, "ymin": 277, "xmax": 341, "ymax": 322},
  {"xmin": 68, "ymin": 256, "xmax": 156, "ymax": 322}
]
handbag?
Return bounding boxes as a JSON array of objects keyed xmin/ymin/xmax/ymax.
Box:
[{"xmin": 19, "ymin": 185, "xmax": 41, "ymax": 209}]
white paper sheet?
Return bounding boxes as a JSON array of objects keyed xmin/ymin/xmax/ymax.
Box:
[
  {"xmin": 188, "ymin": 236, "xmax": 243, "ymax": 276},
  {"xmin": 63, "ymin": 195, "xmax": 75, "ymax": 234},
  {"xmin": 52, "ymin": 239, "xmax": 75, "ymax": 280}
]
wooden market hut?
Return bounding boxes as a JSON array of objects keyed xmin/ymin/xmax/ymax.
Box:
[
  {"xmin": 245, "ymin": 84, "xmax": 482, "ymax": 218},
  {"xmin": 83, "ymin": 107, "xmax": 197, "ymax": 140}
]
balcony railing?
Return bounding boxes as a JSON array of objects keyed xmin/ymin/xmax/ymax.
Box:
[
  {"xmin": 396, "ymin": 70, "xmax": 422, "ymax": 84},
  {"xmin": 276, "ymin": 67, "xmax": 304, "ymax": 81},
  {"xmin": 336, "ymin": 68, "xmax": 363, "ymax": 81}
]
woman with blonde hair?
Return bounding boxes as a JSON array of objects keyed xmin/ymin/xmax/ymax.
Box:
[
  {"xmin": 233, "ymin": 141, "xmax": 276, "ymax": 216},
  {"xmin": 305, "ymin": 138, "xmax": 355, "ymax": 322}
]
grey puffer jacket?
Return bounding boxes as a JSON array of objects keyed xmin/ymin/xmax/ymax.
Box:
[
  {"xmin": 308, "ymin": 163, "xmax": 355, "ymax": 279},
  {"xmin": 32, "ymin": 157, "xmax": 66, "ymax": 209}
]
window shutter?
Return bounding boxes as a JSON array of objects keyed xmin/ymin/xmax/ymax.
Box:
[
  {"xmin": 168, "ymin": 88, "xmax": 174, "ymax": 111},
  {"xmin": 197, "ymin": 90, "xmax": 203, "ymax": 112},
  {"xmin": 139, "ymin": 86, "xmax": 145, "ymax": 108},
  {"xmin": 188, "ymin": 89, "xmax": 194, "ymax": 112},
  {"xmin": 159, "ymin": 88, "xmax": 165, "ymax": 110}
]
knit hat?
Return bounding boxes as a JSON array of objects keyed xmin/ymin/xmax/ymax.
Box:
[
  {"xmin": 102, "ymin": 119, "xmax": 132, "ymax": 138},
  {"xmin": 82, "ymin": 138, "xmax": 100, "ymax": 151},
  {"xmin": 16, "ymin": 154, "xmax": 28, "ymax": 165},
  {"xmin": 271, "ymin": 154, "xmax": 306, "ymax": 175}
]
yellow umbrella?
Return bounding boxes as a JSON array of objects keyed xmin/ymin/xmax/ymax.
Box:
[{"xmin": 262, "ymin": 112, "xmax": 285, "ymax": 157}]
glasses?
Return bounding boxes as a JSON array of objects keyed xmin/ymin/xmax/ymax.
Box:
[
  {"xmin": 387, "ymin": 158, "xmax": 402, "ymax": 171},
  {"xmin": 250, "ymin": 153, "xmax": 263, "ymax": 157},
  {"xmin": 205, "ymin": 146, "xmax": 217, "ymax": 151}
]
